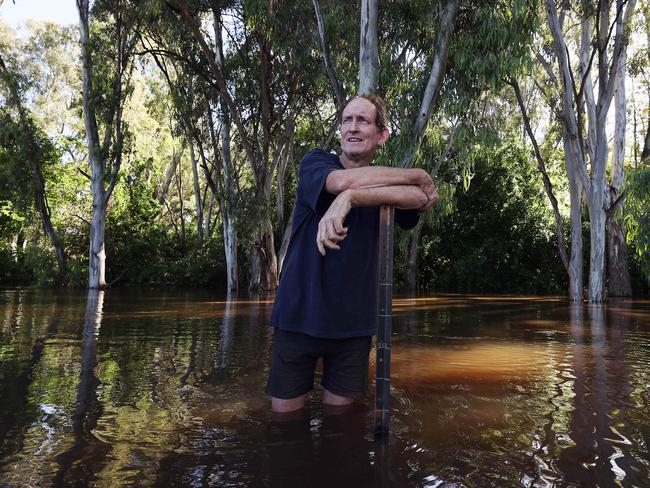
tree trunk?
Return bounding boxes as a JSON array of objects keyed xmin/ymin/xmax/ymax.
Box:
[
  {"xmin": 566, "ymin": 152, "xmax": 584, "ymax": 302},
  {"xmin": 175, "ymin": 161, "xmax": 187, "ymax": 252},
  {"xmin": 545, "ymin": 0, "xmax": 636, "ymax": 302},
  {"xmin": 358, "ymin": 0, "xmax": 379, "ymax": 95},
  {"xmin": 406, "ymin": 218, "xmax": 424, "ymax": 292},
  {"xmin": 278, "ymin": 204, "xmax": 295, "ymax": 275},
  {"xmin": 514, "ymin": 78, "xmax": 582, "ymax": 301},
  {"xmin": 607, "ymin": 216, "xmax": 631, "ymax": 296},
  {"xmin": 88, "ymin": 182, "xmax": 107, "ymax": 289},
  {"xmin": 0, "ymin": 50, "xmax": 67, "ymax": 282},
  {"xmin": 275, "ymin": 141, "xmax": 290, "ymax": 232},
  {"xmin": 157, "ymin": 145, "xmax": 182, "ymax": 203},
  {"xmin": 204, "ymin": 190, "xmax": 215, "ymax": 238},
  {"xmin": 31, "ymin": 152, "xmax": 67, "ymax": 283},
  {"xmin": 400, "ymin": 0, "xmax": 459, "ymax": 168},
  {"xmin": 587, "ymin": 183, "xmax": 607, "ymax": 302},
  {"xmin": 313, "ymin": 0, "xmax": 346, "ymax": 108},
  {"xmin": 248, "ymin": 246, "xmax": 262, "ymax": 292},
  {"xmin": 77, "ymin": 0, "xmax": 130, "ymax": 289},
  {"xmin": 607, "ymin": 18, "xmax": 632, "ymax": 297},
  {"xmin": 213, "ymin": 12, "xmax": 238, "ymax": 292},
  {"xmin": 188, "ymin": 135, "xmax": 204, "ymax": 242}
]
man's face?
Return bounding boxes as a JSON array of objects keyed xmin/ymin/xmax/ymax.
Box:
[{"xmin": 340, "ymin": 97, "xmax": 389, "ymax": 166}]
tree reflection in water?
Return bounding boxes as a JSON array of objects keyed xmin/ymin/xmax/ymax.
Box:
[
  {"xmin": 53, "ymin": 290, "xmax": 109, "ymax": 486},
  {"xmin": 0, "ymin": 292, "xmax": 649, "ymax": 486}
]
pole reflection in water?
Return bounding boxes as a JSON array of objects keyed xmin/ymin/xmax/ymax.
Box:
[{"xmin": 53, "ymin": 290, "xmax": 108, "ymax": 486}]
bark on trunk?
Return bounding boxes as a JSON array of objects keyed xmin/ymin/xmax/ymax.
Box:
[
  {"xmin": 566, "ymin": 135, "xmax": 584, "ymax": 302},
  {"xmin": 400, "ymin": 0, "xmax": 459, "ymax": 168},
  {"xmin": 88, "ymin": 185, "xmax": 107, "ymax": 289},
  {"xmin": 158, "ymin": 146, "xmax": 182, "ymax": 203},
  {"xmin": 204, "ymin": 190, "xmax": 215, "ymax": 238},
  {"xmin": 607, "ymin": 16, "xmax": 632, "ymax": 297},
  {"xmin": 358, "ymin": 0, "xmax": 379, "ymax": 95},
  {"xmin": 77, "ymin": 0, "xmax": 131, "ymax": 289},
  {"xmin": 188, "ymin": 135, "xmax": 204, "ymax": 242},
  {"xmin": 278, "ymin": 204, "xmax": 295, "ymax": 275},
  {"xmin": 545, "ymin": 0, "xmax": 636, "ymax": 302},
  {"xmin": 406, "ymin": 218, "xmax": 424, "ymax": 292},
  {"xmin": 313, "ymin": 0, "xmax": 346, "ymax": 108},
  {"xmin": 214, "ymin": 12, "xmax": 238, "ymax": 292},
  {"xmin": 607, "ymin": 217, "xmax": 631, "ymax": 296}
]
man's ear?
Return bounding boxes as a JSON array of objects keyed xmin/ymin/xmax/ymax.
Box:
[{"xmin": 379, "ymin": 127, "xmax": 390, "ymax": 146}]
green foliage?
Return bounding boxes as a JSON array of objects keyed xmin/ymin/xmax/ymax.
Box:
[
  {"xmin": 418, "ymin": 140, "xmax": 565, "ymax": 293},
  {"xmin": 624, "ymin": 167, "xmax": 650, "ymax": 283}
]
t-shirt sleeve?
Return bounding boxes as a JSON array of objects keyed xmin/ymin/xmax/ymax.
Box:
[
  {"xmin": 298, "ymin": 150, "xmax": 340, "ymax": 212},
  {"xmin": 395, "ymin": 208, "xmax": 420, "ymax": 230}
]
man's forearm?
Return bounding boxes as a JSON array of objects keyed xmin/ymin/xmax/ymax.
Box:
[
  {"xmin": 326, "ymin": 166, "xmax": 428, "ymax": 194},
  {"xmin": 344, "ymin": 185, "xmax": 429, "ymax": 210}
]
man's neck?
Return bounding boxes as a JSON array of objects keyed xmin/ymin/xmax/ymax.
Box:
[{"xmin": 340, "ymin": 153, "xmax": 373, "ymax": 169}]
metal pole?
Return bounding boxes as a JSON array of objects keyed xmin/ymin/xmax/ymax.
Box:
[{"xmin": 375, "ymin": 204, "xmax": 394, "ymax": 437}]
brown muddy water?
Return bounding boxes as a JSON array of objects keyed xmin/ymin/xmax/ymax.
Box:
[{"xmin": 0, "ymin": 289, "xmax": 649, "ymax": 487}]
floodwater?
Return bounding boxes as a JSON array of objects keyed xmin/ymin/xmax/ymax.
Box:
[{"xmin": 0, "ymin": 290, "xmax": 649, "ymax": 487}]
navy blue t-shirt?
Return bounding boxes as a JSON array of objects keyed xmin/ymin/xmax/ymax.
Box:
[{"xmin": 270, "ymin": 148, "xmax": 419, "ymax": 339}]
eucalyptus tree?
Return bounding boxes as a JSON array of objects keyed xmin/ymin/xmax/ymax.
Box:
[
  {"xmin": 163, "ymin": 0, "xmax": 327, "ymax": 290},
  {"xmin": 515, "ymin": 0, "xmax": 636, "ymax": 302},
  {"xmin": 0, "ymin": 26, "xmax": 67, "ymax": 281},
  {"xmin": 76, "ymin": 0, "xmax": 141, "ymax": 289},
  {"xmin": 137, "ymin": 2, "xmax": 241, "ymax": 289},
  {"xmin": 311, "ymin": 1, "xmax": 540, "ymax": 291}
]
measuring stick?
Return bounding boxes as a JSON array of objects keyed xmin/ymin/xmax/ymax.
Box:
[{"xmin": 375, "ymin": 204, "xmax": 394, "ymax": 437}]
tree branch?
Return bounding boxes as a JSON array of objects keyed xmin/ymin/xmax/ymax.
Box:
[
  {"xmin": 511, "ymin": 79, "xmax": 571, "ymax": 274},
  {"xmin": 312, "ymin": 0, "xmax": 346, "ymax": 109}
]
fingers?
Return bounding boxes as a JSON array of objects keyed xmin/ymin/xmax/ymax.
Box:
[
  {"xmin": 418, "ymin": 189, "xmax": 439, "ymax": 213},
  {"xmin": 423, "ymin": 184, "xmax": 436, "ymax": 201},
  {"xmin": 317, "ymin": 218, "xmax": 348, "ymax": 255}
]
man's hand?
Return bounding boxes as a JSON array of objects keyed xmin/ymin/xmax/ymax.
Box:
[
  {"xmin": 414, "ymin": 169, "xmax": 435, "ymax": 199},
  {"xmin": 413, "ymin": 169, "xmax": 438, "ymax": 213},
  {"xmin": 317, "ymin": 191, "xmax": 352, "ymax": 256},
  {"xmin": 417, "ymin": 187, "xmax": 439, "ymax": 213}
]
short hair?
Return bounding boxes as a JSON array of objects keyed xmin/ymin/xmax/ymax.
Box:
[{"xmin": 346, "ymin": 94, "xmax": 388, "ymax": 130}]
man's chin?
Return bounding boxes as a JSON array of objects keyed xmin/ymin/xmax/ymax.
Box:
[{"xmin": 343, "ymin": 148, "xmax": 372, "ymax": 160}]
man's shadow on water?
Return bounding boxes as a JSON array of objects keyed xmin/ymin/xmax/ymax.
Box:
[{"xmin": 265, "ymin": 403, "xmax": 398, "ymax": 488}]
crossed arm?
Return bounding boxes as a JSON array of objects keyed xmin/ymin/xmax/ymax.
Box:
[{"xmin": 317, "ymin": 166, "xmax": 438, "ymax": 255}]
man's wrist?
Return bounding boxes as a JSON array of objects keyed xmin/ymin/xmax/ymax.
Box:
[{"xmin": 340, "ymin": 188, "xmax": 356, "ymax": 207}]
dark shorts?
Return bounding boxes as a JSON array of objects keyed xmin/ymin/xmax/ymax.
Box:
[{"xmin": 266, "ymin": 328, "xmax": 372, "ymax": 400}]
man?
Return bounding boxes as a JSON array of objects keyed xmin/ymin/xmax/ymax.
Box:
[{"xmin": 267, "ymin": 95, "xmax": 438, "ymax": 413}]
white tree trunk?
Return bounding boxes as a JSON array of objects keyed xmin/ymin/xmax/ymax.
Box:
[
  {"xmin": 77, "ymin": 0, "xmax": 131, "ymax": 289},
  {"xmin": 546, "ymin": 0, "xmax": 636, "ymax": 302},
  {"xmin": 214, "ymin": 12, "xmax": 238, "ymax": 291},
  {"xmin": 400, "ymin": 0, "xmax": 459, "ymax": 168},
  {"xmin": 358, "ymin": 0, "xmax": 379, "ymax": 95},
  {"xmin": 88, "ymin": 181, "xmax": 107, "ymax": 289},
  {"xmin": 188, "ymin": 135, "xmax": 204, "ymax": 242},
  {"xmin": 607, "ymin": 32, "xmax": 632, "ymax": 296},
  {"xmin": 78, "ymin": 0, "xmax": 106, "ymax": 289}
]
